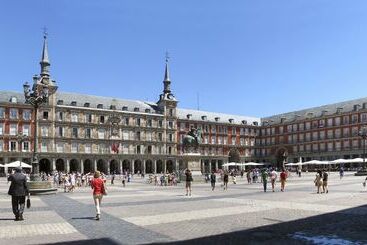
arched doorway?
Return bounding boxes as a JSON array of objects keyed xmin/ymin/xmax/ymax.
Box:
[
  {"xmin": 70, "ymin": 159, "xmax": 79, "ymax": 173},
  {"xmin": 134, "ymin": 160, "xmax": 142, "ymax": 174},
  {"xmin": 122, "ymin": 160, "xmax": 130, "ymax": 172},
  {"xmin": 166, "ymin": 160, "xmax": 174, "ymax": 173},
  {"xmin": 211, "ymin": 160, "xmax": 216, "ymax": 172},
  {"xmin": 39, "ymin": 158, "xmax": 51, "ymax": 174},
  {"xmin": 146, "ymin": 160, "xmax": 153, "ymax": 174},
  {"xmin": 218, "ymin": 160, "xmax": 223, "ymax": 169},
  {"xmin": 110, "ymin": 159, "xmax": 119, "ymax": 174},
  {"xmin": 84, "ymin": 159, "xmax": 93, "ymax": 174},
  {"xmin": 56, "ymin": 159, "xmax": 65, "ymax": 172},
  {"xmin": 156, "ymin": 160, "xmax": 163, "ymax": 173},
  {"xmin": 97, "ymin": 159, "xmax": 107, "ymax": 174}
]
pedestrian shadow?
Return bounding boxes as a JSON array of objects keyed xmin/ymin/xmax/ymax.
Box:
[
  {"xmin": 0, "ymin": 218, "xmax": 15, "ymax": 221},
  {"xmin": 71, "ymin": 217, "xmax": 96, "ymax": 220},
  {"xmin": 44, "ymin": 238, "xmax": 119, "ymax": 245}
]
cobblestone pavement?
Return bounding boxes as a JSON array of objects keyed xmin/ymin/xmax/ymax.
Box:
[{"xmin": 1, "ymin": 172, "xmax": 367, "ymax": 244}]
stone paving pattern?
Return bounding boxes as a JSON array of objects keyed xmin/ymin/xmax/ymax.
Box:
[{"xmin": 0, "ymin": 172, "xmax": 367, "ymax": 244}]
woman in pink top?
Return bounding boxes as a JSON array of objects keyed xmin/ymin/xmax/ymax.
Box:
[{"xmin": 91, "ymin": 171, "xmax": 105, "ymax": 220}]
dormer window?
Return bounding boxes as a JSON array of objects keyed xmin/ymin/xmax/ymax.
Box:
[
  {"xmin": 187, "ymin": 114, "xmax": 192, "ymax": 119},
  {"xmin": 253, "ymin": 121, "xmax": 258, "ymax": 126},
  {"xmin": 363, "ymin": 104, "xmax": 367, "ymax": 110},
  {"xmin": 84, "ymin": 103, "xmax": 90, "ymax": 107},
  {"xmin": 229, "ymin": 118, "xmax": 234, "ymax": 123},
  {"xmin": 336, "ymin": 107, "xmax": 343, "ymax": 114},
  {"xmin": 9, "ymin": 97, "xmax": 17, "ymax": 103},
  {"xmin": 134, "ymin": 107, "xmax": 140, "ymax": 112},
  {"xmin": 306, "ymin": 112, "xmax": 314, "ymax": 119},
  {"xmin": 57, "ymin": 100, "xmax": 64, "ymax": 105},
  {"xmin": 202, "ymin": 116, "xmax": 207, "ymax": 120},
  {"xmin": 353, "ymin": 104, "xmax": 360, "ymax": 111},
  {"xmin": 71, "ymin": 101, "xmax": 77, "ymax": 106},
  {"xmin": 242, "ymin": 120, "xmax": 247, "ymax": 125},
  {"xmin": 215, "ymin": 117, "xmax": 220, "ymax": 122},
  {"xmin": 322, "ymin": 110, "xmax": 328, "ymax": 116},
  {"xmin": 122, "ymin": 106, "xmax": 128, "ymax": 111},
  {"xmin": 145, "ymin": 109, "xmax": 151, "ymax": 113},
  {"xmin": 97, "ymin": 104, "xmax": 103, "ymax": 109},
  {"xmin": 280, "ymin": 117, "xmax": 286, "ymax": 123},
  {"xmin": 110, "ymin": 105, "xmax": 116, "ymax": 110}
]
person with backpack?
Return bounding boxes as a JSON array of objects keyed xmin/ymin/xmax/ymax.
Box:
[
  {"xmin": 185, "ymin": 169, "xmax": 193, "ymax": 196},
  {"xmin": 280, "ymin": 169, "xmax": 287, "ymax": 192}
]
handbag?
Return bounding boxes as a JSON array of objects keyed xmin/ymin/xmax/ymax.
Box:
[
  {"xmin": 102, "ymin": 182, "xmax": 108, "ymax": 195},
  {"xmin": 26, "ymin": 196, "xmax": 31, "ymax": 209}
]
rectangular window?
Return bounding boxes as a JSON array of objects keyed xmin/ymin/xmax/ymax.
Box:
[
  {"xmin": 10, "ymin": 124, "xmax": 17, "ymax": 135},
  {"xmin": 343, "ymin": 116, "xmax": 349, "ymax": 125},
  {"xmin": 86, "ymin": 114, "xmax": 92, "ymax": 123},
  {"xmin": 125, "ymin": 117, "xmax": 129, "ymax": 126},
  {"xmin": 327, "ymin": 142, "xmax": 333, "ymax": 151},
  {"xmin": 23, "ymin": 142, "xmax": 29, "ymax": 152},
  {"xmin": 136, "ymin": 118, "xmax": 141, "ymax": 126},
  {"xmin": 23, "ymin": 110, "xmax": 31, "ymax": 120},
  {"xmin": 123, "ymin": 130, "xmax": 129, "ymax": 140},
  {"xmin": 41, "ymin": 142, "xmax": 47, "ymax": 152},
  {"xmin": 71, "ymin": 143, "xmax": 78, "ymax": 153},
  {"xmin": 57, "ymin": 111, "xmax": 63, "ymax": 121},
  {"xmin": 312, "ymin": 143, "xmax": 318, "ymax": 152},
  {"xmin": 85, "ymin": 144, "xmax": 91, "ymax": 153},
  {"xmin": 232, "ymin": 136, "xmax": 236, "ymax": 145},
  {"xmin": 319, "ymin": 131, "xmax": 325, "ymax": 139},
  {"xmin": 147, "ymin": 119, "xmax": 152, "ymax": 127},
  {"xmin": 100, "ymin": 115, "xmax": 105, "ymax": 124},
  {"xmin": 168, "ymin": 121, "xmax": 173, "ymax": 129},
  {"xmin": 41, "ymin": 126, "xmax": 48, "ymax": 137},
  {"xmin": 71, "ymin": 113, "xmax": 78, "ymax": 122},
  {"xmin": 0, "ymin": 140, "xmax": 3, "ymax": 151},
  {"xmin": 43, "ymin": 111, "xmax": 49, "ymax": 120},
  {"xmin": 343, "ymin": 140, "xmax": 350, "ymax": 149},
  {"xmin": 56, "ymin": 143, "xmax": 64, "ymax": 153},
  {"xmin": 123, "ymin": 144, "xmax": 129, "ymax": 154},
  {"xmin": 72, "ymin": 128, "xmax": 78, "ymax": 138},
  {"xmin": 343, "ymin": 128, "xmax": 350, "ymax": 137},
  {"xmin": 352, "ymin": 114, "xmax": 358, "ymax": 124},
  {"xmin": 9, "ymin": 108, "xmax": 18, "ymax": 119},
  {"xmin": 23, "ymin": 125, "xmax": 30, "ymax": 136},
  {"xmin": 10, "ymin": 141, "xmax": 17, "ymax": 151},
  {"xmin": 362, "ymin": 113, "xmax": 367, "ymax": 123},
  {"xmin": 0, "ymin": 108, "xmax": 4, "ymax": 118},
  {"xmin": 169, "ymin": 134, "xmax": 173, "ymax": 142},
  {"xmin": 158, "ymin": 133, "xmax": 163, "ymax": 141},
  {"xmin": 298, "ymin": 123, "xmax": 304, "ymax": 131},
  {"xmin": 85, "ymin": 128, "xmax": 91, "ymax": 138},
  {"xmin": 58, "ymin": 127, "xmax": 64, "ymax": 137},
  {"xmin": 212, "ymin": 136, "xmax": 216, "ymax": 144},
  {"xmin": 305, "ymin": 122, "xmax": 311, "ymax": 130},
  {"xmin": 0, "ymin": 124, "xmax": 3, "ymax": 135},
  {"xmin": 136, "ymin": 131, "xmax": 141, "ymax": 140},
  {"xmin": 335, "ymin": 117, "xmax": 341, "ymax": 126},
  {"xmin": 327, "ymin": 130, "xmax": 333, "ymax": 139},
  {"xmin": 319, "ymin": 120, "xmax": 325, "ymax": 128},
  {"xmin": 327, "ymin": 118, "xmax": 333, "ymax": 127},
  {"xmin": 312, "ymin": 132, "xmax": 318, "ymax": 141},
  {"xmin": 98, "ymin": 129, "xmax": 105, "ymax": 139},
  {"xmin": 136, "ymin": 145, "xmax": 141, "ymax": 154}
]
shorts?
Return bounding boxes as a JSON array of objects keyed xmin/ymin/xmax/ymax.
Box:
[
  {"xmin": 322, "ymin": 181, "xmax": 328, "ymax": 187},
  {"xmin": 186, "ymin": 181, "xmax": 192, "ymax": 188}
]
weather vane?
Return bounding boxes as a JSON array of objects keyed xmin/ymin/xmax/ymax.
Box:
[
  {"xmin": 165, "ymin": 51, "xmax": 170, "ymax": 63},
  {"xmin": 42, "ymin": 26, "xmax": 48, "ymax": 38}
]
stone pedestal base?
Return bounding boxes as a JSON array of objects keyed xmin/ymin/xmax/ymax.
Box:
[
  {"xmin": 181, "ymin": 153, "xmax": 204, "ymax": 182},
  {"xmin": 28, "ymin": 181, "xmax": 57, "ymax": 195}
]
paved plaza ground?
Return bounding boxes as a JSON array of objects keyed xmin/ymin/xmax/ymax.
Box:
[{"xmin": 1, "ymin": 172, "xmax": 367, "ymax": 245}]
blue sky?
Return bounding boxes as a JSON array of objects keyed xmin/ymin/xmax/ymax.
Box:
[{"xmin": 1, "ymin": 1, "xmax": 367, "ymax": 117}]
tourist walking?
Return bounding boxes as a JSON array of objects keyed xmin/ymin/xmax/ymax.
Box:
[
  {"xmin": 322, "ymin": 170, "xmax": 329, "ymax": 193},
  {"xmin": 261, "ymin": 169, "xmax": 268, "ymax": 192},
  {"xmin": 339, "ymin": 167, "xmax": 344, "ymax": 179},
  {"xmin": 8, "ymin": 167, "xmax": 29, "ymax": 221},
  {"xmin": 270, "ymin": 168, "xmax": 277, "ymax": 192},
  {"xmin": 210, "ymin": 171, "xmax": 216, "ymax": 191},
  {"xmin": 314, "ymin": 170, "xmax": 323, "ymax": 194},
  {"xmin": 223, "ymin": 171, "xmax": 229, "ymax": 190},
  {"xmin": 185, "ymin": 169, "xmax": 193, "ymax": 196},
  {"xmin": 91, "ymin": 171, "xmax": 106, "ymax": 220},
  {"xmin": 246, "ymin": 169, "xmax": 252, "ymax": 184},
  {"xmin": 280, "ymin": 169, "xmax": 287, "ymax": 192}
]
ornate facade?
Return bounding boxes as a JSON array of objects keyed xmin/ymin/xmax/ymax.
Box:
[{"xmin": 1, "ymin": 36, "xmax": 367, "ymax": 174}]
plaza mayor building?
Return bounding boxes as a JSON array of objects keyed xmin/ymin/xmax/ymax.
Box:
[{"xmin": 1, "ymin": 36, "xmax": 367, "ymax": 174}]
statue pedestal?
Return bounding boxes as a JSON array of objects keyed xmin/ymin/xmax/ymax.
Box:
[{"xmin": 181, "ymin": 153, "xmax": 203, "ymax": 182}]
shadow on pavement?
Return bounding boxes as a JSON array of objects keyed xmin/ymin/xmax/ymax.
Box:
[
  {"xmin": 44, "ymin": 238, "xmax": 120, "ymax": 245},
  {"xmin": 154, "ymin": 204, "xmax": 367, "ymax": 245},
  {"xmin": 71, "ymin": 216, "xmax": 96, "ymax": 220}
]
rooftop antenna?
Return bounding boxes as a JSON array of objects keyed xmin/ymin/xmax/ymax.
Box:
[{"xmin": 42, "ymin": 26, "xmax": 48, "ymax": 38}]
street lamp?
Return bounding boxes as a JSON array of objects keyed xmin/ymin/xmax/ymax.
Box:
[
  {"xmin": 23, "ymin": 81, "xmax": 49, "ymax": 181},
  {"xmin": 358, "ymin": 126, "xmax": 367, "ymax": 170},
  {"xmin": 16, "ymin": 133, "xmax": 28, "ymax": 167}
]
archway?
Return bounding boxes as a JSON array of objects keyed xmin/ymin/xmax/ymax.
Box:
[
  {"xmin": 97, "ymin": 159, "xmax": 107, "ymax": 174},
  {"xmin": 218, "ymin": 160, "xmax": 223, "ymax": 169},
  {"xmin": 39, "ymin": 158, "xmax": 51, "ymax": 174},
  {"xmin": 156, "ymin": 160, "xmax": 163, "ymax": 173},
  {"xmin": 70, "ymin": 159, "xmax": 79, "ymax": 173},
  {"xmin": 166, "ymin": 160, "xmax": 174, "ymax": 173},
  {"xmin": 211, "ymin": 160, "xmax": 216, "ymax": 172},
  {"xmin": 84, "ymin": 159, "xmax": 93, "ymax": 174},
  {"xmin": 146, "ymin": 160, "xmax": 153, "ymax": 174},
  {"xmin": 122, "ymin": 160, "xmax": 130, "ymax": 172},
  {"xmin": 134, "ymin": 160, "xmax": 142, "ymax": 174},
  {"xmin": 110, "ymin": 159, "xmax": 119, "ymax": 174},
  {"xmin": 204, "ymin": 159, "xmax": 210, "ymax": 173},
  {"xmin": 56, "ymin": 159, "xmax": 65, "ymax": 172}
]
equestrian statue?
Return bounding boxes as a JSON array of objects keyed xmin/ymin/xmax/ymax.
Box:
[{"xmin": 183, "ymin": 127, "xmax": 203, "ymax": 153}]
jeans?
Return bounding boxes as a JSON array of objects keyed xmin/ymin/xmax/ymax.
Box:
[
  {"xmin": 93, "ymin": 194, "xmax": 103, "ymax": 215},
  {"xmin": 12, "ymin": 196, "xmax": 25, "ymax": 217},
  {"xmin": 263, "ymin": 181, "xmax": 267, "ymax": 192}
]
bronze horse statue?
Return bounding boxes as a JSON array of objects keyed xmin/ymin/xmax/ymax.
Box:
[{"xmin": 183, "ymin": 128, "xmax": 203, "ymax": 153}]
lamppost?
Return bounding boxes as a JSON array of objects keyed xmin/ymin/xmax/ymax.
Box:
[
  {"xmin": 358, "ymin": 126, "xmax": 367, "ymax": 171},
  {"xmin": 16, "ymin": 133, "xmax": 28, "ymax": 167},
  {"xmin": 23, "ymin": 81, "xmax": 49, "ymax": 181}
]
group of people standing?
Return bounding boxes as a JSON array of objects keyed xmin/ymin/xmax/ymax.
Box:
[
  {"xmin": 314, "ymin": 169, "xmax": 329, "ymax": 194},
  {"xmin": 261, "ymin": 168, "xmax": 288, "ymax": 192}
]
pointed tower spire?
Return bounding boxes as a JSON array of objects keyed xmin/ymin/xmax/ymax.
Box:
[
  {"xmin": 163, "ymin": 52, "xmax": 171, "ymax": 94},
  {"xmin": 40, "ymin": 29, "xmax": 50, "ymax": 77}
]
